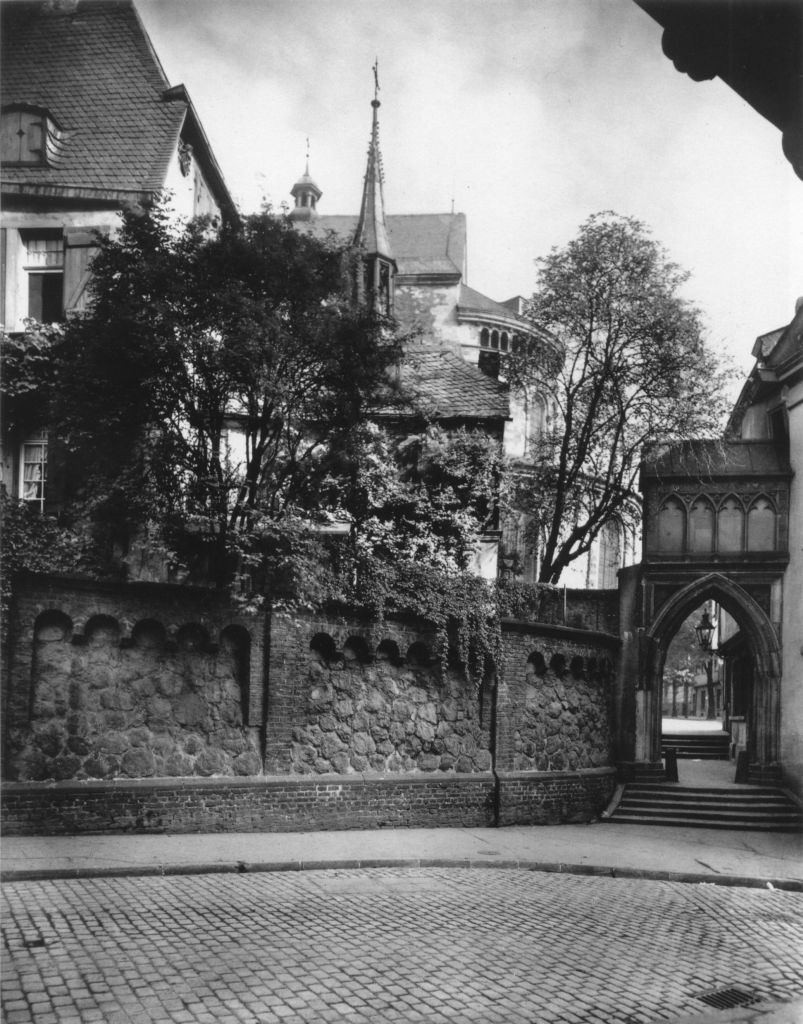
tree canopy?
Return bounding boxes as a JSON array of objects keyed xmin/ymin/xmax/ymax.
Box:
[
  {"xmin": 40, "ymin": 204, "xmax": 406, "ymax": 586},
  {"xmin": 504, "ymin": 212, "xmax": 734, "ymax": 585}
]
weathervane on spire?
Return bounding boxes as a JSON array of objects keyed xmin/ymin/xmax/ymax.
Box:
[
  {"xmin": 372, "ymin": 59, "xmax": 380, "ymax": 107},
  {"xmin": 305, "ymin": 136, "xmax": 310, "ymax": 173}
]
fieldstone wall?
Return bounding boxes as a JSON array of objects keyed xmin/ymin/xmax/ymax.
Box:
[
  {"xmin": 266, "ymin": 613, "xmax": 492, "ymax": 775},
  {"xmin": 513, "ymin": 662, "xmax": 614, "ymax": 772},
  {"xmin": 498, "ymin": 619, "xmax": 618, "ymax": 774},
  {"xmin": 5, "ymin": 576, "xmax": 264, "ymax": 783},
  {"xmin": 2, "ymin": 577, "xmax": 622, "ymax": 833}
]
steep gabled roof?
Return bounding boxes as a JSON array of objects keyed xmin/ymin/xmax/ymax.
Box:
[
  {"xmin": 1, "ymin": 0, "xmax": 234, "ymax": 214},
  {"xmin": 388, "ymin": 213, "xmax": 466, "ymax": 280},
  {"xmin": 307, "ymin": 212, "xmax": 466, "ymax": 281},
  {"xmin": 399, "ymin": 349, "xmax": 510, "ymax": 421}
]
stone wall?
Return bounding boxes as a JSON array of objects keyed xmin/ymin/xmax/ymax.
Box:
[
  {"xmin": 2, "ymin": 575, "xmax": 621, "ymax": 834},
  {"xmin": 498, "ymin": 620, "xmax": 618, "ymax": 774},
  {"xmin": 5, "ymin": 576, "xmax": 264, "ymax": 783},
  {"xmin": 266, "ymin": 612, "xmax": 492, "ymax": 776}
]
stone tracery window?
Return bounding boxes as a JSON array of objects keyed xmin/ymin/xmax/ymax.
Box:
[{"xmin": 747, "ymin": 495, "xmax": 776, "ymax": 551}]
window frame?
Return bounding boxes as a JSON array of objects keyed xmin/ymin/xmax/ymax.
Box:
[{"xmin": 19, "ymin": 431, "xmax": 48, "ymax": 512}]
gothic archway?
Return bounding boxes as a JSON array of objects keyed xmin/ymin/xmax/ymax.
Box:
[{"xmin": 644, "ymin": 573, "xmax": 781, "ymax": 774}]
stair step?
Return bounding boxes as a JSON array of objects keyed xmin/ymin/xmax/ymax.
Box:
[
  {"xmin": 662, "ymin": 733, "xmax": 729, "ymax": 739},
  {"xmin": 620, "ymin": 802, "xmax": 794, "ymax": 815},
  {"xmin": 627, "ymin": 784, "xmax": 781, "ymax": 795},
  {"xmin": 607, "ymin": 814, "xmax": 802, "ymax": 833},
  {"xmin": 607, "ymin": 778, "xmax": 803, "ymax": 833},
  {"xmin": 618, "ymin": 803, "xmax": 799, "ymax": 820}
]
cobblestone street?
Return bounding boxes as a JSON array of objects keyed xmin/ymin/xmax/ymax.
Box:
[{"xmin": 3, "ymin": 868, "xmax": 802, "ymax": 1024}]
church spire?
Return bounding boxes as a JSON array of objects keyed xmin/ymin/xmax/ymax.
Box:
[
  {"xmin": 355, "ymin": 61, "xmax": 393, "ymax": 261},
  {"xmin": 288, "ymin": 137, "xmax": 322, "ymax": 221},
  {"xmin": 354, "ymin": 61, "xmax": 395, "ymax": 312}
]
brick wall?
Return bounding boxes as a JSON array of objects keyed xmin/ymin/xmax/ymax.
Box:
[
  {"xmin": 497, "ymin": 768, "xmax": 617, "ymax": 826},
  {"xmin": 2, "ymin": 576, "xmax": 622, "ymax": 835},
  {"xmin": 0, "ymin": 769, "xmax": 617, "ymax": 835},
  {"xmin": 1, "ymin": 774, "xmax": 496, "ymax": 835}
]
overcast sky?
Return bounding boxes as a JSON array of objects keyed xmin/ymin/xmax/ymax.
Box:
[{"xmin": 137, "ymin": 0, "xmax": 803, "ymax": 379}]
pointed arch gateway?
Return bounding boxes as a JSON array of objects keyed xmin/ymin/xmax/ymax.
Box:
[{"xmin": 644, "ymin": 573, "xmax": 781, "ymax": 772}]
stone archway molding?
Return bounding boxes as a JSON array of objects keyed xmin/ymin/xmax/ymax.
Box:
[{"xmin": 645, "ymin": 572, "xmax": 781, "ymax": 768}]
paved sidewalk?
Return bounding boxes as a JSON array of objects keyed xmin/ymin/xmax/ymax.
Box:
[{"xmin": 3, "ymin": 821, "xmax": 802, "ymax": 887}]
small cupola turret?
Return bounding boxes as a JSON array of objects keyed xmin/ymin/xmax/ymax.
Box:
[{"xmin": 288, "ymin": 139, "xmax": 322, "ymax": 221}]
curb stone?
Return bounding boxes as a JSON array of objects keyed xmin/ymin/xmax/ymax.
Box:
[{"xmin": 2, "ymin": 857, "xmax": 801, "ymax": 890}]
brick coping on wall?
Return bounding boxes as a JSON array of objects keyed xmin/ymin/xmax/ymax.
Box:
[
  {"xmin": 1, "ymin": 766, "xmax": 616, "ymax": 796},
  {"xmin": 500, "ymin": 618, "xmax": 619, "ymax": 646}
]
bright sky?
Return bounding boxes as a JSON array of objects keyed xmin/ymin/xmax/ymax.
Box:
[{"xmin": 137, "ymin": 0, "xmax": 803, "ymax": 380}]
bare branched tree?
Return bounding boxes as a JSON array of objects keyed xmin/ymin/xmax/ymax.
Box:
[{"xmin": 504, "ymin": 212, "xmax": 735, "ymax": 584}]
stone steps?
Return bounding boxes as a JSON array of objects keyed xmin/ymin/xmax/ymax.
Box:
[
  {"xmin": 606, "ymin": 783, "xmax": 803, "ymax": 833},
  {"xmin": 661, "ymin": 732, "xmax": 730, "ymax": 760}
]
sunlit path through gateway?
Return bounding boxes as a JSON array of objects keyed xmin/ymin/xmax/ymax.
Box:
[{"xmin": 662, "ymin": 717, "xmax": 728, "ymax": 735}]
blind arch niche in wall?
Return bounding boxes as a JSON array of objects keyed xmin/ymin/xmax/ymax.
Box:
[
  {"xmin": 689, "ymin": 496, "xmax": 715, "ymax": 552},
  {"xmin": 717, "ymin": 495, "xmax": 744, "ymax": 553},
  {"xmin": 657, "ymin": 496, "xmax": 685, "ymax": 552},
  {"xmin": 747, "ymin": 496, "xmax": 776, "ymax": 551}
]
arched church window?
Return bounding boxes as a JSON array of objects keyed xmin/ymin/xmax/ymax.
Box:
[
  {"xmin": 490, "ymin": 330, "xmax": 499, "ymax": 351},
  {"xmin": 501, "ymin": 332, "xmax": 509, "ymax": 352},
  {"xmin": 717, "ymin": 495, "xmax": 744, "ymax": 553},
  {"xmin": 480, "ymin": 328, "xmax": 489, "ymax": 349},
  {"xmin": 747, "ymin": 496, "xmax": 776, "ymax": 551},
  {"xmin": 688, "ymin": 496, "xmax": 714, "ymax": 552},
  {"xmin": 657, "ymin": 496, "xmax": 685, "ymax": 552}
]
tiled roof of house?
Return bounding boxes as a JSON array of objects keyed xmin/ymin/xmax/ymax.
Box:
[
  {"xmin": 642, "ymin": 440, "xmax": 792, "ymax": 479},
  {"xmin": 399, "ymin": 349, "xmax": 509, "ymax": 420},
  {"xmin": 1, "ymin": 0, "xmax": 225, "ymax": 203},
  {"xmin": 307, "ymin": 212, "xmax": 466, "ymax": 279}
]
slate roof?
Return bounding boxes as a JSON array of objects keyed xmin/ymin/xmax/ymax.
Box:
[
  {"xmin": 308, "ymin": 212, "xmax": 466, "ymax": 280},
  {"xmin": 457, "ymin": 283, "xmax": 528, "ymax": 323},
  {"xmin": 1, "ymin": 0, "xmax": 233, "ymax": 211},
  {"xmin": 399, "ymin": 349, "xmax": 509, "ymax": 420},
  {"xmin": 642, "ymin": 440, "xmax": 792, "ymax": 479}
]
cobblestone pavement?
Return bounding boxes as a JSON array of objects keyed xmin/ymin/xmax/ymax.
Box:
[{"xmin": 2, "ymin": 868, "xmax": 802, "ymax": 1024}]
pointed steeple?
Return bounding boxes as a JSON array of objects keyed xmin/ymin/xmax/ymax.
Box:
[
  {"xmin": 289, "ymin": 138, "xmax": 322, "ymax": 221},
  {"xmin": 354, "ymin": 62, "xmax": 396, "ymax": 313}
]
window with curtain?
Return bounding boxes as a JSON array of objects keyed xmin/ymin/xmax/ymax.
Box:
[
  {"xmin": 20, "ymin": 431, "xmax": 47, "ymax": 511},
  {"xmin": 22, "ymin": 230, "xmax": 64, "ymax": 322}
]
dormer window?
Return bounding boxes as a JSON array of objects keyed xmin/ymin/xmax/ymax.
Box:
[{"xmin": 1, "ymin": 104, "xmax": 62, "ymax": 166}]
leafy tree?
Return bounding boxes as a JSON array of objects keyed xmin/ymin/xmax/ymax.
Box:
[
  {"xmin": 316, "ymin": 422, "xmax": 503, "ymax": 687},
  {"xmin": 43, "ymin": 203, "xmax": 405, "ymax": 589},
  {"xmin": 504, "ymin": 212, "xmax": 734, "ymax": 585}
]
